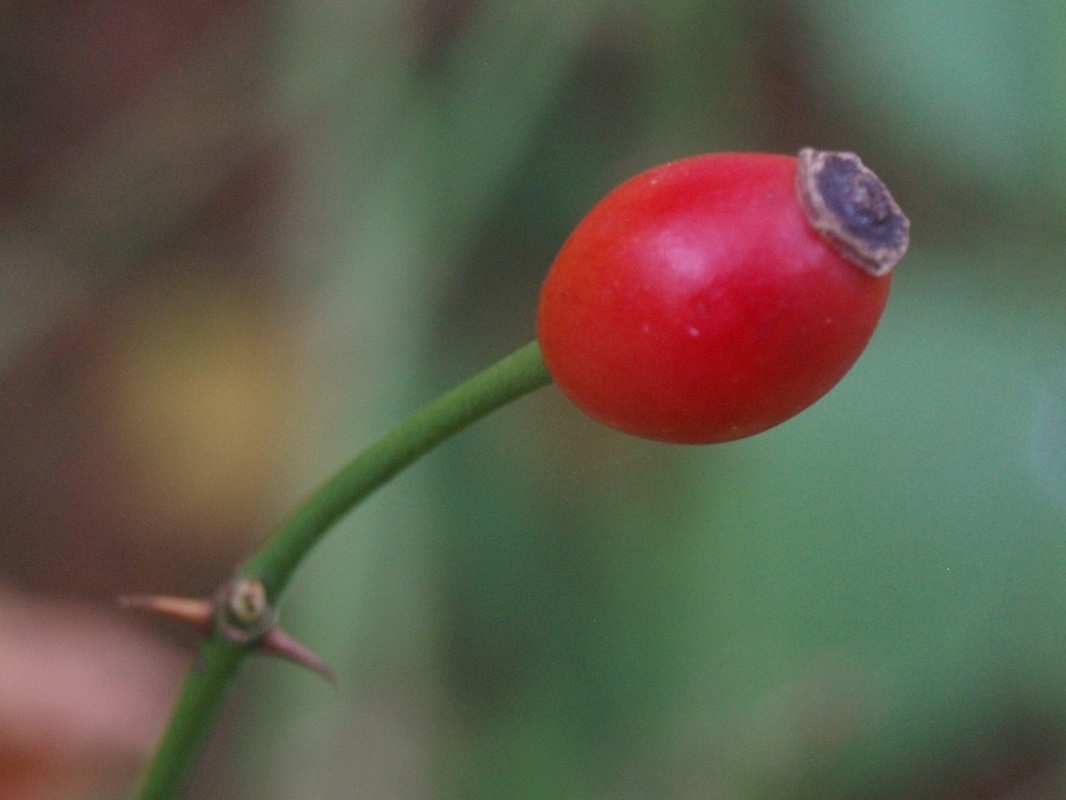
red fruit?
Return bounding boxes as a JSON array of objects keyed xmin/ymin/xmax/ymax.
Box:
[{"xmin": 536, "ymin": 149, "xmax": 909, "ymax": 444}]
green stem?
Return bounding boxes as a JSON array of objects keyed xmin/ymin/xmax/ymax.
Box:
[
  {"xmin": 134, "ymin": 339, "xmax": 553, "ymax": 800},
  {"xmin": 134, "ymin": 636, "xmax": 244, "ymax": 800}
]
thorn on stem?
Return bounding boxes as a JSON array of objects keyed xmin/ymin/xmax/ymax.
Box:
[
  {"xmin": 119, "ymin": 577, "xmax": 335, "ymax": 684},
  {"xmin": 262, "ymin": 626, "xmax": 337, "ymax": 684},
  {"xmin": 118, "ymin": 595, "xmax": 213, "ymax": 631}
]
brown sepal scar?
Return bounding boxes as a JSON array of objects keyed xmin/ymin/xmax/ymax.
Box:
[
  {"xmin": 120, "ymin": 577, "xmax": 336, "ymax": 685},
  {"xmin": 795, "ymin": 148, "xmax": 910, "ymax": 277}
]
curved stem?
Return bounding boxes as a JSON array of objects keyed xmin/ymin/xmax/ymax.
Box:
[
  {"xmin": 133, "ymin": 339, "xmax": 553, "ymax": 800},
  {"xmin": 134, "ymin": 637, "xmax": 243, "ymax": 799},
  {"xmin": 244, "ymin": 339, "xmax": 552, "ymax": 596}
]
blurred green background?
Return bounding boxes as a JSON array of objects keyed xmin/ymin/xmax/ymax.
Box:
[{"xmin": 1, "ymin": 1, "xmax": 1065, "ymax": 798}]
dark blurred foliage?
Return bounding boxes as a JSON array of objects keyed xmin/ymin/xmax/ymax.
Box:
[{"xmin": 0, "ymin": 2, "xmax": 1065, "ymax": 798}]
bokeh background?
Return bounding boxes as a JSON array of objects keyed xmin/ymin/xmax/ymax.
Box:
[{"xmin": 1, "ymin": 1, "xmax": 1065, "ymax": 798}]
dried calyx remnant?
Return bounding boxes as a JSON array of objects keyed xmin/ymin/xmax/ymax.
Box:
[{"xmin": 795, "ymin": 148, "xmax": 910, "ymax": 277}]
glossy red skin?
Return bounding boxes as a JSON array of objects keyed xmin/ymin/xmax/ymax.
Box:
[{"xmin": 536, "ymin": 152, "xmax": 892, "ymax": 444}]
